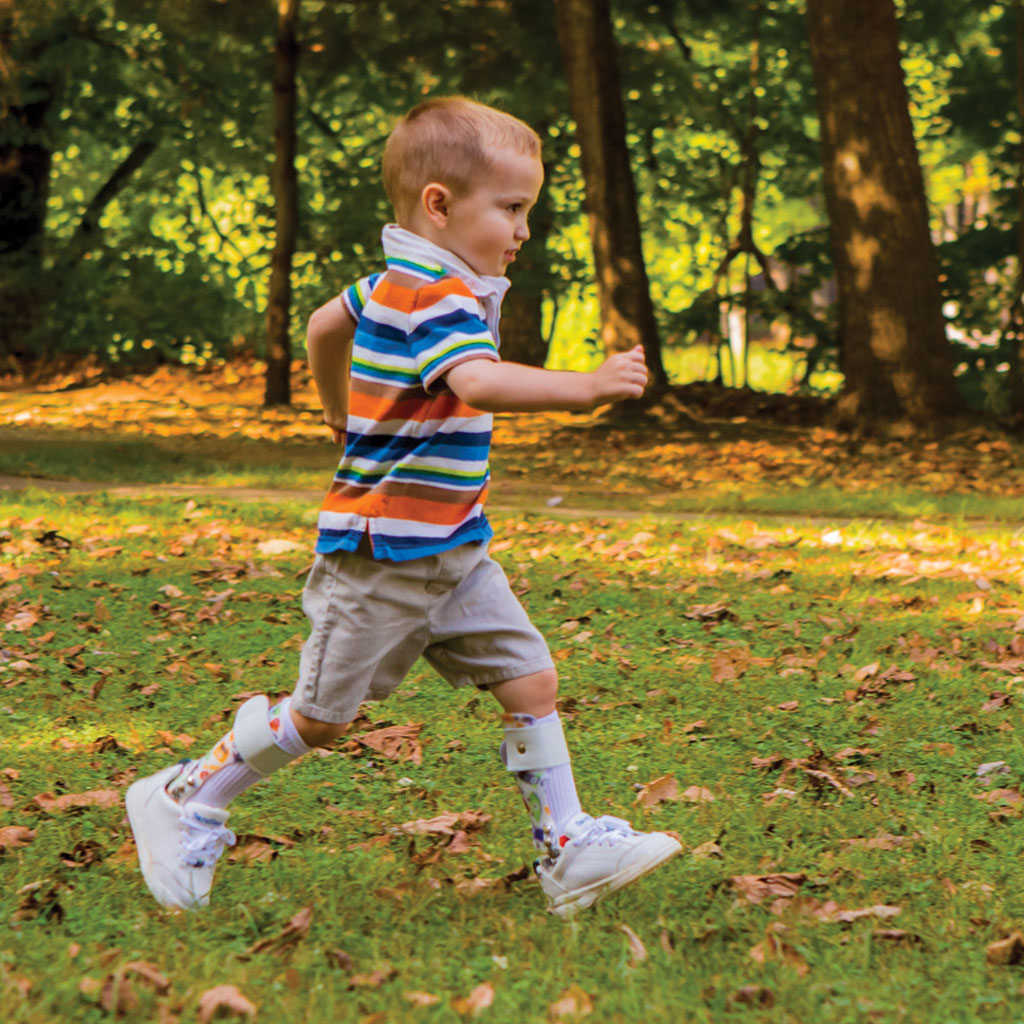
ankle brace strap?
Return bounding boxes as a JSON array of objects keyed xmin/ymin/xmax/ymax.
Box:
[
  {"xmin": 233, "ymin": 695, "xmax": 297, "ymax": 776},
  {"xmin": 502, "ymin": 716, "xmax": 570, "ymax": 772}
]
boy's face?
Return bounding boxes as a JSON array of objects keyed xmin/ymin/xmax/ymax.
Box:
[{"xmin": 436, "ymin": 147, "xmax": 544, "ymax": 277}]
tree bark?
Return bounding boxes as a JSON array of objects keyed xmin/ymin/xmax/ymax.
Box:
[
  {"xmin": 499, "ymin": 158, "xmax": 554, "ymax": 367},
  {"xmin": 1006, "ymin": 0, "xmax": 1024, "ymax": 415},
  {"xmin": 264, "ymin": 0, "xmax": 300, "ymax": 407},
  {"xmin": 553, "ymin": 0, "xmax": 667, "ymax": 388},
  {"xmin": 0, "ymin": 7, "xmax": 55, "ymax": 366},
  {"xmin": 806, "ymin": 0, "xmax": 963, "ymax": 427}
]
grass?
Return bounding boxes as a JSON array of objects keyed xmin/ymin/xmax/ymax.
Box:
[{"xmin": 4, "ymin": 489, "xmax": 1024, "ymax": 1022}]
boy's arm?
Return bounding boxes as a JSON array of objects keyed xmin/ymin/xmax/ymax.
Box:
[
  {"xmin": 444, "ymin": 345, "xmax": 648, "ymax": 413},
  {"xmin": 306, "ymin": 296, "xmax": 356, "ymax": 443}
]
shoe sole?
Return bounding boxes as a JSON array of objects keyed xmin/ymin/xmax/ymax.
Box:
[
  {"xmin": 125, "ymin": 765, "xmax": 199, "ymax": 911},
  {"xmin": 547, "ymin": 835, "xmax": 683, "ymax": 918}
]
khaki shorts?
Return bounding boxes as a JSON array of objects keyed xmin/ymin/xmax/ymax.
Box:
[{"xmin": 290, "ymin": 540, "xmax": 554, "ymax": 723}]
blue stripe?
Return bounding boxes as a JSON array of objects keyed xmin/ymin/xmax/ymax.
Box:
[
  {"xmin": 356, "ymin": 313, "xmax": 407, "ymax": 348},
  {"xmin": 345, "ymin": 430, "xmax": 491, "ymax": 463},
  {"xmin": 409, "ymin": 309, "xmax": 488, "ymax": 350},
  {"xmin": 371, "ymin": 518, "xmax": 493, "ymax": 561}
]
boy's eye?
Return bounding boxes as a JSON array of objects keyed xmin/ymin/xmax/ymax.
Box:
[{"xmin": 507, "ymin": 203, "xmax": 522, "ymax": 213}]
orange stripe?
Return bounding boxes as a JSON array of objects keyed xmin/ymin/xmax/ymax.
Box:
[
  {"xmin": 349, "ymin": 389, "xmax": 477, "ymax": 423},
  {"xmin": 322, "ymin": 485, "xmax": 488, "ymax": 526}
]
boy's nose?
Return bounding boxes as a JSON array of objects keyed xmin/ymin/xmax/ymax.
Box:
[{"xmin": 515, "ymin": 220, "xmax": 530, "ymax": 241}]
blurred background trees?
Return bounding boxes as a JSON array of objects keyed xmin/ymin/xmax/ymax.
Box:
[{"xmin": 1, "ymin": 0, "xmax": 1020, "ymax": 428}]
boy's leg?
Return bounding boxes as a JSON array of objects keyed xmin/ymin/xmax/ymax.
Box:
[
  {"xmin": 489, "ymin": 669, "xmax": 681, "ymax": 917},
  {"xmin": 126, "ymin": 695, "xmax": 348, "ymax": 911}
]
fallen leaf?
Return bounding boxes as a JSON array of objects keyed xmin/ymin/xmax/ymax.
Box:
[
  {"xmin": 987, "ymin": 932, "xmax": 1024, "ymax": 965},
  {"xmin": 749, "ymin": 924, "xmax": 810, "ymax": 976},
  {"xmin": 814, "ymin": 901, "xmax": 901, "ymax": 924},
  {"xmin": 635, "ymin": 774, "xmax": 679, "ymax": 807},
  {"xmin": 454, "ymin": 982, "xmax": 494, "ymax": 1017},
  {"xmin": 240, "ymin": 905, "xmax": 312, "ymax": 958},
  {"xmin": 691, "ymin": 839, "xmax": 723, "ymax": 859},
  {"xmin": 838, "ymin": 832, "xmax": 914, "ymax": 851},
  {"xmin": 349, "ymin": 965, "xmax": 398, "ymax": 989},
  {"xmin": 393, "ymin": 810, "xmax": 491, "ymax": 837},
  {"xmin": 32, "ymin": 790, "xmax": 121, "ymax": 812},
  {"xmin": 681, "ymin": 785, "xmax": 715, "ymax": 803},
  {"xmin": 257, "ymin": 539, "xmax": 306, "ymax": 555},
  {"xmin": 727, "ymin": 985, "xmax": 775, "ymax": 1009},
  {"xmin": 404, "ymin": 991, "xmax": 442, "ymax": 1008},
  {"xmin": 730, "ymin": 873, "xmax": 807, "ymax": 904},
  {"xmin": 123, "ymin": 961, "xmax": 171, "ymax": 994},
  {"xmin": 548, "ymin": 983, "xmax": 594, "ymax": 1021},
  {"xmin": 349, "ymin": 723, "xmax": 424, "ymax": 765},
  {"xmin": 197, "ymin": 984, "xmax": 257, "ymax": 1022},
  {"xmin": 616, "ymin": 923, "xmax": 647, "ymax": 965},
  {"xmin": 0, "ymin": 825, "xmax": 36, "ymax": 851}
]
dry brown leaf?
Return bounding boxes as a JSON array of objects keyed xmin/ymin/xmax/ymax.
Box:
[
  {"xmin": 987, "ymin": 932, "xmax": 1024, "ymax": 965},
  {"xmin": 404, "ymin": 991, "xmax": 442, "ymax": 1008},
  {"xmin": 749, "ymin": 924, "xmax": 810, "ymax": 976},
  {"xmin": 124, "ymin": 961, "xmax": 171, "ymax": 994},
  {"xmin": 730, "ymin": 873, "xmax": 807, "ymax": 904},
  {"xmin": 691, "ymin": 839, "xmax": 723, "ymax": 860},
  {"xmin": 197, "ymin": 984, "xmax": 257, "ymax": 1023},
  {"xmin": 454, "ymin": 982, "xmax": 494, "ymax": 1017},
  {"xmin": 681, "ymin": 785, "xmax": 715, "ymax": 803},
  {"xmin": 616, "ymin": 924, "xmax": 647, "ymax": 965},
  {"xmin": 814, "ymin": 901, "xmax": 901, "ymax": 924},
  {"xmin": 393, "ymin": 810, "xmax": 491, "ymax": 837},
  {"xmin": 240, "ymin": 904, "xmax": 312, "ymax": 959},
  {"xmin": 0, "ymin": 825, "xmax": 36, "ymax": 851},
  {"xmin": 350, "ymin": 723, "xmax": 424, "ymax": 765},
  {"xmin": 349, "ymin": 966, "xmax": 398, "ymax": 989},
  {"xmin": 838, "ymin": 832, "xmax": 914, "ymax": 851},
  {"xmin": 32, "ymin": 789, "xmax": 121, "ymax": 812},
  {"xmin": 548, "ymin": 983, "xmax": 594, "ymax": 1021},
  {"xmin": 727, "ymin": 985, "xmax": 775, "ymax": 1009},
  {"xmin": 634, "ymin": 774, "xmax": 679, "ymax": 808}
]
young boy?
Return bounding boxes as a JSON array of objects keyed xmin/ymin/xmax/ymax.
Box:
[{"xmin": 127, "ymin": 97, "xmax": 680, "ymax": 917}]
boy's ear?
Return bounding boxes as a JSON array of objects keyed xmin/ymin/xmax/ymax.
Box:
[{"xmin": 421, "ymin": 182, "xmax": 451, "ymax": 225}]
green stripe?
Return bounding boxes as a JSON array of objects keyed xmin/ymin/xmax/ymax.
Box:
[{"xmin": 386, "ymin": 256, "xmax": 444, "ymax": 277}]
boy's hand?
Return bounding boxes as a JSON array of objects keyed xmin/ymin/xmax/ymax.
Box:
[
  {"xmin": 591, "ymin": 345, "xmax": 648, "ymax": 404},
  {"xmin": 323, "ymin": 412, "xmax": 346, "ymax": 445}
]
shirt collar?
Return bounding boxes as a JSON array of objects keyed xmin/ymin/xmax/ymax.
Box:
[{"xmin": 381, "ymin": 224, "xmax": 511, "ymax": 346}]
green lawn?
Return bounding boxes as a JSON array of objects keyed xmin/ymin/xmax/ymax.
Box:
[{"xmin": 3, "ymin": 490, "xmax": 1024, "ymax": 1022}]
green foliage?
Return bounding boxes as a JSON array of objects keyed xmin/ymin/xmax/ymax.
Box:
[{"xmin": 1, "ymin": 0, "xmax": 1020, "ymax": 405}]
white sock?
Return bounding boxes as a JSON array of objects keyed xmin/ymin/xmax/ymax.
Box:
[
  {"xmin": 173, "ymin": 698, "xmax": 310, "ymax": 810},
  {"xmin": 503, "ymin": 710, "xmax": 583, "ymax": 848}
]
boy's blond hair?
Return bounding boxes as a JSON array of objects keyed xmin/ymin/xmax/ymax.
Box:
[{"xmin": 382, "ymin": 97, "xmax": 541, "ymax": 224}]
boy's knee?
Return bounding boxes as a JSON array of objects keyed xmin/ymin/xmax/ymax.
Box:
[
  {"xmin": 489, "ymin": 667, "xmax": 559, "ymax": 717},
  {"xmin": 289, "ymin": 706, "xmax": 350, "ymax": 747}
]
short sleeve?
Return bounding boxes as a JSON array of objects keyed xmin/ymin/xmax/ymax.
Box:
[
  {"xmin": 408, "ymin": 277, "xmax": 500, "ymax": 392},
  {"xmin": 340, "ymin": 273, "xmax": 383, "ymax": 323}
]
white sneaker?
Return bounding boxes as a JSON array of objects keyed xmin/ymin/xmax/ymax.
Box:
[
  {"xmin": 535, "ymin": 812, "xmax": 681, "ymax": 917},
  {"xmin": 125, "ymin": 762, "xmax": 236, "ymax": 910}
]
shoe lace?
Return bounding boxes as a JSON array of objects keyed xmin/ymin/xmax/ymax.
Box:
[
  {"xmin": 578, "ymin": 815, "xmax": 635, "ymax": 848},
  {"xmin": 179, "ymin": 813, "xmax": 236, "ymax": 868}
]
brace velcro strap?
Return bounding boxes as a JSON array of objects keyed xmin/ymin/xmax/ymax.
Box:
[
  {"xmin": 502, "ymin": 717, "xmax": 571, "ymax": 772},
  {"xmin": 233, "ymin": 695, "xmax": 297, "ymax": 776}
]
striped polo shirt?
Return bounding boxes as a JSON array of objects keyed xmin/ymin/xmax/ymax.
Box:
[{"xmin": 315, "ymin": 229, "xmax": 505, "ymax": 561}]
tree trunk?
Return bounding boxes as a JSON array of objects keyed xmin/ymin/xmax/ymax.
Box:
[
  {"xmin": 0, "ymin": 11, "xmax": 55, "ymax": 367},
  {"xmin": 806, "ymin": 0, "xmax": 963, "ymax": 427},
  {"xmin": 264, "ymin": 0, "xmax": 300, "ymax": 407},
  {"xmin": 1007, "ymin": 0, "xmax": 1024, "ymax": 416},
  {"xmin": 499, "ymin": 160, "xmax": 553, "ymax": 367},
  {"xmin": 553, "ymin": 0, "xmax": 667, "ymax": 388}
]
